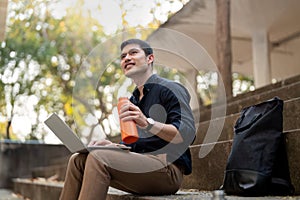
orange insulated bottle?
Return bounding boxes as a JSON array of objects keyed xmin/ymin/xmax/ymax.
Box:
[{"xmin": 117, "ymin": 97, "xmax": 138, "ymax": 144}]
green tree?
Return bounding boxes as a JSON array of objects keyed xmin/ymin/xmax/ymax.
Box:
[
  {"xmin": 0, "ymin": 0, "xmax": 190, "ymax": 141},
  {"xmin": 1, "ymin": 0, "xmax": 54, "ymax": 139},
  {"xmin": 0, "ymin": 0, "xmax": 108, "ymax": 140}
]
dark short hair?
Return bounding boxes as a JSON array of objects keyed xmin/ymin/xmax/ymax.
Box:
[{"xmin": 120, "ymin": 39, "xmax": 153, "ymax": 56}]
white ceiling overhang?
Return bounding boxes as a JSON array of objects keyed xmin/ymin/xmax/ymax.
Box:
[{"xmin": 148, "ymin": 0, "xmax": 300, "ymax": 80}]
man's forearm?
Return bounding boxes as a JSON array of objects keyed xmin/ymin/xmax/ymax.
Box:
[{"xmin": 148, "ymin": 121, "xmax": 183, "ymax": 144}]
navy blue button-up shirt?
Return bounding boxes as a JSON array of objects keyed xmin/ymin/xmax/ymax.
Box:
[{"xmin": 126, "ymin": 74, "xmax": 196, "ymax": 175}]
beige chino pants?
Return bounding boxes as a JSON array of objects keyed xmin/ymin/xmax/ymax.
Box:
[{"xmin": 59, "ymin": 149, "xmax": 183, "ymax": 200}]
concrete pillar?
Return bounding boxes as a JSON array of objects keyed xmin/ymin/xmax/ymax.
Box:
[
  {"xmin": 252, "ymin": 30, "xmax": 271, "ymax": 88},
  {"xmin": 0, "ymin": 0, "xmax": 8, "ymax": 41},
  {"xmin": 183, "ymin": 69, "xmax": 199, "ymax": 110}
]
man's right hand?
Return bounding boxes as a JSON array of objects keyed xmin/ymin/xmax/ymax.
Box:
[
  {"xmin": 88, "ymin": 139, "xmax": 112, "ymax": 146},
  {"xmin": 88, "ymin": 139, "xmax": 131, "ymax": 150}
]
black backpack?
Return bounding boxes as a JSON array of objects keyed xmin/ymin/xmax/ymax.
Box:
[{"xmin": 222, "ymin": 97, "xmax": 294, "ymax": 196}]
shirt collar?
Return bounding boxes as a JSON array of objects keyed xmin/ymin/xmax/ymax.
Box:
[{"xmin": 132, "ymin": 74, "xmax": 158, "ymax": 101}]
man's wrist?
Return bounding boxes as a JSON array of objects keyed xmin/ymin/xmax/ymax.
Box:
[{"xmin": 143, "ymin": 118, "xmax": 155, "ymax": 132}]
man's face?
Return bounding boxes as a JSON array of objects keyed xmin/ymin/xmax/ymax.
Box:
[{"xmin": 120, "ymin": 44, "xmax": 152, "ymax": 78}]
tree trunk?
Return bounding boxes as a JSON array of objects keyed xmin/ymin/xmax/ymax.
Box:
[
  {"xmin": 216, "ymin": 0, "xmax": 233, "ymax": 100},
  {"xmin": 6, "ymin": 120, "xmax": 11, "ymax": 139}
]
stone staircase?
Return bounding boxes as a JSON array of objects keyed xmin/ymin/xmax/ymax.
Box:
[
  {"xmin": 11, "ymin": 75, "xmax": 300, "ymax": 200},
  {"xmin": 181, "ymin": 74, "xmax": 300, "ymax": 193}
]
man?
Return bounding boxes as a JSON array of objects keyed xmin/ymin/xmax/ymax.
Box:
[{"xmin": 59, "ymin": 39, "xmax": 196, "ymax": 200}]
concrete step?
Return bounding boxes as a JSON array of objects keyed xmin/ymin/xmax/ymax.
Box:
[
  {"xmin": 107, "ymin": 188, "xmax": 211, "ymax": 200},
  {"xmin": 11, "ymin": 180, "xmax": 300, "ymax": 200},
  {"xmin": 194, "ymin": 97, "xmax": 300, "ymax": 145},
  {"xmin": 0, "ymin": 189, "xmax": 23, "ymax": 200},
  {"xmin": 0, "ymin": 142, "xmax": 71, "ymax": 189},
  {"xmin": 32, "ymin": 163, "xmax": 68, "ymax": 181},
  {"xmin": 182, "ymin": 140, "xmax": 232, "ymax": 191},
  {"xmin": 182, "ymin": 130, "xmax": 300, "ymax": 195},
  {"xmin": 12, "ymin": 178, "xmax": 212, "ymax": 200},
  {"xmin": 285, "ymin": 130, "xmax": 300, "ymax": 195},
  {"xmin": 13, "ymin": 178, "xmax": 63, "ymax": 200},
  {"xmin": 197, "ymin": 74, "xmax": 300, "ymax": 122}
]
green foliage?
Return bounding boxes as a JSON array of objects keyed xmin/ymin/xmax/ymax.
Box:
[
  {"xmin": 196, "ymin": 71, "xmax": 255, "ymax": 105},
  {"xmin": 197, "ymin": 71, "xmax": 218, "ymax": 105},
  {"xmin": 0, "ymin": 0, "xmax": 64, "ymax": 139},
  {"xmin": 1, "ymin": 0, "xmax": 110, "ymax": 140},
  {"xmin": 0, "ymin": 0, "xmax": 137, "ymax": 141},
  {"xmin": 232, "ymin": 72, "xmax": 254, "ymax": 96},
  {"xmin": 0, "ymin": 0, "xmax": 196, "ymax": 142}
]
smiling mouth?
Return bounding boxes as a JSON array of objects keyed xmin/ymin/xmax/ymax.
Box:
[{"xmin": 125, "ymin": 63, "xmax": 135, "ymax": 69}]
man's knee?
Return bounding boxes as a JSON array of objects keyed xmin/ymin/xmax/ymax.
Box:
[
  {"xmin": 68, "ymin": 153, "xmax": 87, "ymax": 169},
  {"xmin": 88, "ymin": 150, "xmax": 111, "ymax": 165}
]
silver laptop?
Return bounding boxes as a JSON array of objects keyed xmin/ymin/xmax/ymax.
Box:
[{"xmin": 44, "ymin": 113, "xmax": 131, "ymax": 153}]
